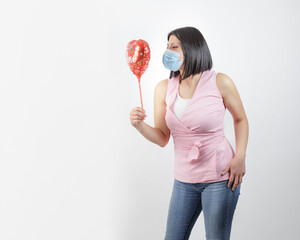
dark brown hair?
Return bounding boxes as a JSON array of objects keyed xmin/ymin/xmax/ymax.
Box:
[{"xmin": 167, "ymin": 27, "xmax": 213, "ymax": 80}]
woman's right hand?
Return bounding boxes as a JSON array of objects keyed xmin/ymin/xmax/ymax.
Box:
[{"xmin": 130, "ymin": 107, "xmax": 147, "ymax": 130}]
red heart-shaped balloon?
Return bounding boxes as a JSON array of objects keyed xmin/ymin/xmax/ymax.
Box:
[{"xmin": 126, "ymin": 39, "xmax": 150, "ymax": 80}]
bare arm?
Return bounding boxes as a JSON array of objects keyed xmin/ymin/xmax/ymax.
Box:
[
  {"xmin": 217, "ymin": 73, "xmax": 248, "ymax": 190},
  {"xmin": 216, "ymin": 73, "xmax": 249, "ymax": 158},
  {"xmin": 129, "ymin": 79, "xmax": 170, "ymax": 147}
]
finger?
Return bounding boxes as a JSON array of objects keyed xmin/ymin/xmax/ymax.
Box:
[
  {"xmin": 130, "ymin": 108, "xmax": 141, "ymax": 117},
  {"xmin": 135, "ymin": 107, "xmax": 146, "ymax": 114},
  {"xmin": 135, "ymin": 115, "xmax": 143, "ymax": 120},
  {"xmin": 221, "ymin": 165, "xmax": 229, "ymax": 175},
  {"xmin": 228, "ymin": 174, "xmax": 234, "ymax": 188},
  {"xmin": 130, "ymin": 109, "xmax": 141, "ymax": 116},
  {"xmin": 232, "ymin": 176, "xmax": 239, "ymax": 191},
  {"xmin": 239, "ymin": 175, "xmax": 243, "ymax": 184},
  {"xmin": 135, "ymin": 111, "xmax": 147, "ymax": 118},
  {"xmin": 130, "ymin": 114, "xmax": 140, "ymax": 121},
  {"xmin": 130, "ymin": 112, "xmax": 146, "ymax": 119}
]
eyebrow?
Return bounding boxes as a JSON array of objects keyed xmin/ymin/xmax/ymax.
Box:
[{"xmin": 167, "ymin": 42, "xmax": 180, "ymax": 47}]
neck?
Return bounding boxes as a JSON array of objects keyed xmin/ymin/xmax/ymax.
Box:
[{"xmin": 179, "ymin": 72, "xmax": 203, "ymax": 86}]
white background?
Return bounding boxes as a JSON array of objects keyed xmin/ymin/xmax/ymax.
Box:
[{"xmin": 0, "ymin": 0, "xmax": 299, "ymax": 239}]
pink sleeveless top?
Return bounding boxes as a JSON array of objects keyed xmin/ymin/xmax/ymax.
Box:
[{"xmin": 165, "ymin": 69, "xmax": 234, "ymax": 183}]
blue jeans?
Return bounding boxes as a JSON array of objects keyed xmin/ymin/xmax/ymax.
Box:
[{"xmin": 164, "ymin": 179, "xmax": 241, "ymax": 240}]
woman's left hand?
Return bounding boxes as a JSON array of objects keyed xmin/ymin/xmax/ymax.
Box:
[{"xmin": 221, "ymin": 154, "xmax": 246, "ymax": 191}]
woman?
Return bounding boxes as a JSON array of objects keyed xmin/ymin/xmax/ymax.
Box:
[{"xmin": 129, "ymin": 26, "xmax": 248, "ymax": 240}]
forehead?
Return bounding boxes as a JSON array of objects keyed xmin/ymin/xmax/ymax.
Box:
[{"xmin": 167, "ymin": 35, "xmax": 181, "ymax": 45}]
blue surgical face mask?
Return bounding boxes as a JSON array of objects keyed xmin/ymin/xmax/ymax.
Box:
[{"xmin": 162, "ymin": 49, "xmax": 183, "ymax": 71}]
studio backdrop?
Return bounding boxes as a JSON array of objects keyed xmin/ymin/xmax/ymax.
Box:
[{"xmin": 0, "ymin": 0, "xmax": 299, "ymax": 239}]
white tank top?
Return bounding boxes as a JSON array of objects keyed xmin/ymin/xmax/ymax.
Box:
[{"xmin": 172, "ymin": 92, "xmax": 192, "ymax": 119}]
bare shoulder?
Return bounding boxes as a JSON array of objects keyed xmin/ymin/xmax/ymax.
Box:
[
  {"xmin": 216, "ymin": 72, "xmax": 237, "ymax": 98},
  {"xmin": 155, "ymin": 79, "xmax": 168, "ymax": 91},
  {"xmin": 216, "ymin": 72, "xmax": 247, "ymax": 121},
  {"xmin": 154, "ymin": 79, "xmax": 168, "ymax": 101}
]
